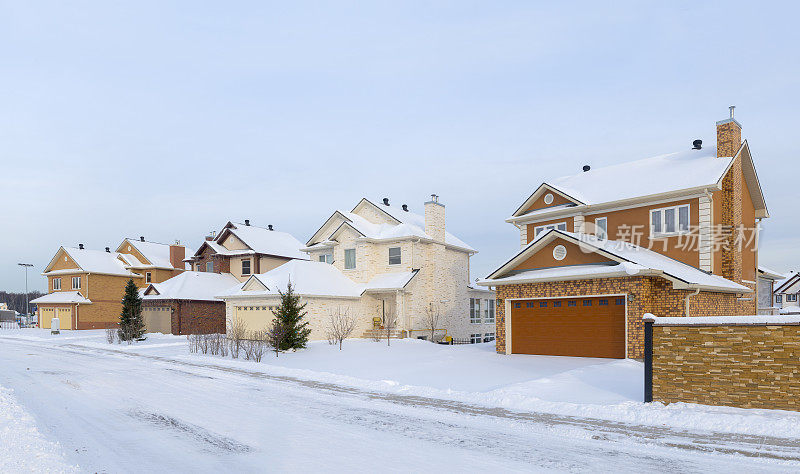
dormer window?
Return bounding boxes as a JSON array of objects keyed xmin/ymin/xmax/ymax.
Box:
[{"xmin": 651, "ymin": 204, "xmax": 690, "ymax": 236}]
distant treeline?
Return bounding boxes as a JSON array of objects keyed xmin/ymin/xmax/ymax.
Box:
[{"xmin": 0, "ymin": 291, "xmax": 44, "ymax": 314}]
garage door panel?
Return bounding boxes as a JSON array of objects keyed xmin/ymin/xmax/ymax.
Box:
[{"xmin": 511, "ymin": 297, "xmax": 625, "ymax": 358}]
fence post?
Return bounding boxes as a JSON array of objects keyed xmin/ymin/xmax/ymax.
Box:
[{"xmin": 644, "ymin": 318, "xmax": 653, "ymax": 403}]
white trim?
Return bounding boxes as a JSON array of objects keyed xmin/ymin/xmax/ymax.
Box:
[
  {"xmin": 543, "ymin": 193, "xmax": 554, "ymax": 205},
  {"xmin": 533, "ymin": 222, "xmax": 568, "ymax": 239},
  {"xmin": 504, "ymin": 293, "xmax": 628, "ymax": 358},
  {"xmin": 573, "ymin": 215, "xmax": 585, "ymax": 234},
  {"xmin": 649, "ymin": 204, "xmax": 690, "ymax": 237},
  {"xmin": 594, "ymin": 216, "xmax": 608, "ymax": 240}
]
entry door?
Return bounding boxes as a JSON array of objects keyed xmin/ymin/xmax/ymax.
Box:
[{"xmin": 510, "ymin": 296, "xmax": 625, "ymax": 358}]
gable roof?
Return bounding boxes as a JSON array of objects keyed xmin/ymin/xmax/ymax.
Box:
[
  {"xmin": 31, "ymin": 291, "xmax": 92, "ymax": 305},
  {"xmin": 142, "ymin": 271, "xmax": 240, "ymax": 302},
  {"xmin": 306, "ymin": 198, "xmax": 475, "ymax": 252},
  {"xmin": 43, "ymin": 247, "xmax": 139, "ymax": 277},
  {"xmin": 217, "ymin": 260, "xmax": 363, "ymax": 299},
  {"xmin": 480, "ymin": 229, "xmax": 750, "ymax": 293},
  {"xmin": 116, "ymin": 239, "xmax": 189, "ymax": 270},
  {"xmin": 758, "ymin": 265, "xmax": 785, "ymax": 281},
  {"xmin": 510, "ymin": 141, "xmax": 768, "ymax": 220},
  {"xmin": 215, "ymin": 223, "xmax": 308, "ymax": 260},
  {"xmin": 776, "ymin": 272, "xmax": 800, "ymax": 294}
]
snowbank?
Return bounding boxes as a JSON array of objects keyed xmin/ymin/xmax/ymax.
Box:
[{"xmin": 0, "ymin": 385, "xmax": 77, "ymax": 472}]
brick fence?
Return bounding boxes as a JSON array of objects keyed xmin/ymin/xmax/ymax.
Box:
[{"xmin": 644, "ymin": 314, "xmax": 800, "ymax": 411}]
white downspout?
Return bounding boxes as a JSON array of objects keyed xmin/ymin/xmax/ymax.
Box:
[{"xmin": 685, "ymin": 288, "xmax": 700, "ymax": 317}]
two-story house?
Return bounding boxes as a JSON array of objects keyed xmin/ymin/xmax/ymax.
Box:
[
  {"xmin": 479, "ymin": 109, "xmax": 767, "ymax": 359},
  {"xmin": 32, "ymin": 238, "xmax": 189, "ymax": 329},
  {"xmin": 217, "ymin": 197, "xmax": 496, "ymax": 341},
  {"xmin": 774, "ymin": 271, "xmax": 800, "ymax": 314},
  {"xmin": 187, "ymin": 221, "xmax": 308, "ymax": 280}
]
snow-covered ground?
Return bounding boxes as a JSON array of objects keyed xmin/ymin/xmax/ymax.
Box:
[{"xmin": 1, "ymin": 328, "xmax": 799, "ymax": 472}]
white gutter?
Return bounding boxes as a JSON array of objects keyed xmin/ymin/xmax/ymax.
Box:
[{"xmin": 685, "ymin": 288, "xmax": 700, "ymax": 317}]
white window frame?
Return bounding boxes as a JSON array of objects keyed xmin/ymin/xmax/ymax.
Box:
[
  {"xmin": 388, "ymin": 247, "xmax": 401, "ymax": 266},
  {"xmin": 470, "ymin": 333, "xmax": 483, "ymax": 344},
  {"xmin": 650, "ymin": 204, "xmax": 690, "ymax": 237},
  {"xmin": 487, "ymin": 299, "xmax": 495, "ymax": 323},
  {"xmin": 344, "ymin": 248, "xmax": 356, "ymax": 269},
  {"xmin": 319, "ymin": 254, "xmax": 333, "ymax": 264},
  {"xmin": 485, "ymin": 332, "xmax": 495, "ymax": 342},
  {"xmin": 53, "ymin": 278, "xmax": 61, "ymax": 290},
  {"xmin": 534, "ymin": 222, "xmax": 567, "ymax": 238},
  {"xmin": 145, "ymin": 272, "xmax": 152, "ymax": 283},
  {"xmin": 71, "ymin": 276, "xmax": 81, "ymax": 289},
  {"xmin": 470, "ymin": 298, "xmax": 481, "ymax": 324},
  {"xmin": 595, "ymin": 217, "xmax": 608, "ymax": 240},
  {"xmin": 241, "ymin": 259, "xmax": 251, "ymax": 275},
  {"xmin": 788, "ymin": 294, "xmax": 798, "ymax": 302},
  {"xmin": 776, "ymin": 295, "xmax": 783, "ymax": 304}
]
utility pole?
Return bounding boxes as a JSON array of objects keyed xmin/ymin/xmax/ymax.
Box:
[{"xmin": 18, "ymin": 263, "xmax": 34, "ymax": 318}]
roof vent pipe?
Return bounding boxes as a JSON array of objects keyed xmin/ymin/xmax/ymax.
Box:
[
  {"xmin": 582, "ymin": 165, "xmax": 590, "ymax": 172},
  {"xmin": 140, "ymin": 236, "xmax": 145, "ymax": 242},
  {"xmin": 244, "ymin": 219, "xmax": 250, "ymax": 226},
  {"xmin": 692, "ymin": 139, "xmax": 702, "ymax": 150},
  {"xmin": 268, "ymin": 224, "xmax": 273, "ymax": 231},
  {"xmin": 382, "ymin": 198, "xmax": 389, "ymax": 206},
  {"xmin": 402, "ymin": 204, "xmax": 408, "ymax": 212},
  {"xmin": 79, "ymin": 243, "xmax": 84, "ymax": 250},
  {"xmin": 105, "ymin": 247, "xmax": 110, "ymax": 253}
]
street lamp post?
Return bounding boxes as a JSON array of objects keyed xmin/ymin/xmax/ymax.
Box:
[{"xmin": 18, "ymin": 263, "xmax": 34, "ymax": 319}]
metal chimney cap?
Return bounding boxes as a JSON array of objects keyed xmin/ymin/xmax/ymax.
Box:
[
  {"xmin": 692, "ymin": 139, "xmax": 703, "ymax": 150},
  {"xmin": 582, "ymin": 165, "xmax": 591, "ymax": 172}
]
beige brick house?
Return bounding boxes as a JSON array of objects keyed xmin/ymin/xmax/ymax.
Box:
[
  {"xmin": 32, "ymin": 239, "xmax": 189, "ymax": 330},
  {"xmin": 218, "ymin": 197, "xmax": 496, "ymax": 341},
  {"xmin": 479, "ymin": 109, "xmax": 767, "ymax": 358}
]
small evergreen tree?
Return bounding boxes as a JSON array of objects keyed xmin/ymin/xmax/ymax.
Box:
[
  {"xmin": 272, "ymin": 281, "xmax": 310, "ymax": 350},
  {"xmin": 119, "ymin": 279, "xmax": 145, "ymax": 342}
]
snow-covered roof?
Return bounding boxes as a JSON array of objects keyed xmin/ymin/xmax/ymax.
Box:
[
  {"xmin": 49, "ymin": 247, "xmax": 139, "ymax": 277},
  {"xmin": 757, "ymin": 265, "xmax": 785, "ymax": 281},
  {"xmin": 217, "ymin": 260, "xmax": 362, "ymax": 299},
  {"xmin": 779, "ymin": 306, "xmax": 800, "ymax": 315},
  {"xmin": 308, "ymin": 199, "xmax": 474, "ymax": 252},
  {"xmin": 120, "ymin": 239, "xmax": 188, "ymax": 269},
  {"xmin": 220, "ymin": 224, "xmax": 308, "ymax": 260},
  {"xmin": 31, "ymin": 291, "xmax": 92, "ymax": 305},
  {"xmin": 363, "ymin": 270, "xmax": 418, "ymax": 292},
  {"xmin": 775, "ymin": 272, "xmax": 799, "ymax": 294},
  {"xmin": 480, "ymin": 230, "xmax": 750, "ymax": 293},
  {"xmin": 143, "ymin": 272, "xmax": 240, "ymax": 302}
]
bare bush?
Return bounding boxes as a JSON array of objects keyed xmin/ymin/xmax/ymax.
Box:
[
  {"xmin": 199, "ymin": 333, "xmax": 210, "ymax": 354},
  {"xmin": 209, "ymin": 333, "xmax": 223, "ymax": 356},
  {"xmin": 188, "ymin": 334, "xmax": 198, "ymax": 353},
  {"xmin": 423, "ymin": 302, "xmax": 441, "ymax": 342},
  {"xmin": 382, "ymin": 309, "xmax": 398, "ymax": 347},
  {"xmin": 325, "ymin": 307, "xmax": 357, "ymax": 350},
  {"xmin": 106, "ymin": 328, "xmax": 118, "ymax": 344},
  {"xmin": 228, "ymin": 316, "xmax": 247, "ymax": 359},
  {"xmin": 251, "ymin": 330, "xmax": 266, "ymax": 362},
  {"xmin": 219, "ymin": 335, "xmax": 229, "ymax": 357},
  {"xmin": 266, "ymin": 319, "xmax": 287, "ymax": 358}
]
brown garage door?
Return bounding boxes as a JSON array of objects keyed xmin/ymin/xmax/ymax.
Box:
[{"xmin": 511, "ymin": 296, "xmax": 625, "ymax": 358}]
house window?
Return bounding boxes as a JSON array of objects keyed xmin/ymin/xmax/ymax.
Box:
[
  {"xmin": 651, "ymin": 204, "xmax": 690, "ymax": 236},
  {"xmin": 72, "ymin": 276, "xmax": 81, "ymax": 289},
  {"xmin": 595, "ymin": 217, "xmax": 608, "ymax": 240},
  {"xmin": 53, "ymin": 278, "xmax": 61, "ymax": 290},
  {"xmin": 388, "ymin": 247, "xmax": 401, "ymax": 265},
  {"xmin": 483, "ymin": 299, "xmax": 490, "ymax": 320},
  {"xmin": 241, "ymin": 259, "xmax": 251, "ymax": 275},
  {"xmin": 487, "ymin": 300, "xmax": 495, "ymax": 323},
  {"xmin": 583, "ymin": 299, "xmax": 592, "ymax": 306},
  {"xmin": 344, "ymin": 249, "xmax": 356, "ymax": 269},
  {"xmin": 615, "ymin": 297, "xmax": 625, "ymax": 305},
  {"xmin": 146, "ymin": 272, "xmax": 152, "ymax": 283},
  {"xmin": 485, "ymin": 332, "xmax": 495, "ymax": 342},
  {"xmin": 470, "ymin": 298, "xmax": 481, "ymax": 323},
  {"xmin": 470, "ymin": 333, "xmax": 483, "ymax": 344},
  {"xmin": 534, "ymin": 222, "xmax": 568, "ymax": 238},
  {"xmin": 599, "ymin": 298, "xmax": 608, "ymax": 306},
  {"xmin": 319, "ymin": 254, "xmax": 333, "ymax": 264},
  {"xmin": 553, "ymin": 300, "xmax": 561, "ymax": 307},
  {"xmin": 206, "ymin": 261, "xmax": 213, "ymax": 272},
  {"xmin": 539, "ymin": 301, "xmax": 547, "ymax": 307},
  {"xmin": 788, "ymin": 294, "xmax": 798, "ymax": 302},
  {"xmin": 526, "ymin": 302, "xmax": 535, "ymax": 308},
  {"xmin": 776, "ymin": 295, "xmax": 783, "ymax": 304}
]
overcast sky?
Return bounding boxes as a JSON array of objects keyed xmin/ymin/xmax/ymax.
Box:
[{"xmin": 2, "ymin": 1, "xmax": 799, "ymax": 293}]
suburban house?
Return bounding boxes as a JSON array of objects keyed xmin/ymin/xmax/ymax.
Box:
[
  {"xmin": 217, "ymin": 196, "xmax": 496, "ymax": 341},
  {"xmin": 32, "ymin": 239, "xmax": 190, "ymax": 330},
  {"xmin": 187, "ymin": 221, "xmax": 308, "ymax": 281},
  {"xmin": 757, "ymin": 265, "xmax": 785, "ymax": 315},
  {"xmin": 774, "ymin": 271, "xmax": 800, "ymax": 314},
  {"xmin": 140, "ymin": 271, "xmax": 240, "ymax": 334},
  {"xmin": 479, "ymin": 109, "xmax": 767, "ymax": 358}
]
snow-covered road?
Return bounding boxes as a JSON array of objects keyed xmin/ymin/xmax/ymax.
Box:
[{"xmin": 1, "ymin": 337, "xmax": 798, "ymax": 473}]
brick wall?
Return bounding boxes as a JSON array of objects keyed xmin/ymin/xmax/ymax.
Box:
[
  {"xmin": 143, "ymin": 299, "xmax": 226, "ymax": 335},
  {"xmin": 494, "ymin": 276, "xmax": 738, "ymax": 358},
  {"xmin": 650, "ymin": 321, "xmax": 800, "ymax": 411}
]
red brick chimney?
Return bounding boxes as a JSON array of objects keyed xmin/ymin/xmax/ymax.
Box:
[
  {"xmin": 169, "ymin": 244, "xmax": 185, "ymax": 270},
  {"xmin": 716, "ymin": 105, "xmax": 742, "ymax": 158}
]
